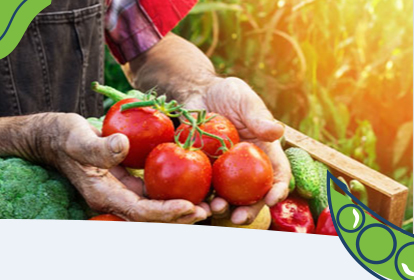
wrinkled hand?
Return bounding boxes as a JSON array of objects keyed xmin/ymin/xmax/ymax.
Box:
[
  {"xmin": 28, "ymin": 113, "xmax": 210, "ymax": 223},
  {"xmin": 185, "ymin": 77, "xmax": 291, "ymax": 224}
]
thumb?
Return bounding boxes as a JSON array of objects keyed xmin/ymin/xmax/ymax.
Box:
[
  {"xmin": 242, "ymin": 97, "xmax": 285, "ymax": 142},
  {"xmin": 66, "ymin": 128, "xmax": 130, "ymax": 169}
]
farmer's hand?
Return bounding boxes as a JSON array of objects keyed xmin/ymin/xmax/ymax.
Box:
[
  {"xmin": 185, "ymin": 77, "xmax": 291, "ymax": 224},
  {"xmin": 0, "ymin": 113, "xmax": 209, "ymax": 223}
]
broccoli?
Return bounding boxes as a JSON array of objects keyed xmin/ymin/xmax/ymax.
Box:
[{"xmin": 0, "ymin": 157, "xmax": 93, "ymax": 220}]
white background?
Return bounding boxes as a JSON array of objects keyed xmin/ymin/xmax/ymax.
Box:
[{"xmin": 0, "ymin": 220, "xmax": 374, "ymax": 279}]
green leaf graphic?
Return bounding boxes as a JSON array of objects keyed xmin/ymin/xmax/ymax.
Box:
[
  {"xmin": 328, "ymin": 172, "xmax": 414, "ymax": 280},
  {"xmin": 0, "ymin": 0, "xmax": 51, "ymax": 59}
]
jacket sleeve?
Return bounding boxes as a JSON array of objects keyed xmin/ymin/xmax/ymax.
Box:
[{"xmin": 105, "ymin": 0, "xmax": 197, "ymax": 64}]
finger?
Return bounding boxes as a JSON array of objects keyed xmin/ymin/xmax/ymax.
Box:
[
  {"xmin": 258, "ymin": 141, "xmax": 291, "ymax": 207},
  {"xmin": 89, "ymin": 124, "xmax": 102, "ymax": 136},
  {"xmin": 231, "ymin": 200, "xmax": 266, "ymax": 225},
  {"xmin": 66, "ymin": 120, "xmax": 130, "ymax": 169},
  {"xmin": 210, "ymin": 197, "xmax": 230, "ymax": 218},
  {"xmin": 174, "ymin": 206, "xmax": 209, "ymax": 224},
  {"xmin": 136, "ymin": 199, "xmax": 196, "ymax": 222},
  {"xmin": 110, "ymin": 166, "xmax": 145, "ymax": 196},
  {"xmin": 265, "ymin": 182, "xmax": 289, "ymax": 207},
  {"xmin": 66, "ymin": 164, "xmax": 196, "ymax": 223},
  {"xmin": 198, "ymin": 202, "xmax": 212, "ymax": 217},
  {"xmin": 242, "ymin": 100, "xmax": 285, "ymax": 142},
  {"xmin": 220, "ymin": 79, "xmax": 284, "ymax": 142}
]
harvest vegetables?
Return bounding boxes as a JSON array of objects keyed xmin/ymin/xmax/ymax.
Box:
[
  {"xmin": 269, "ymin": 196, "xmax": 315, "ymax": 233},
  {"xmin": 285, "ymin": 148, "xmax": 320, "ymax": 199},
  {"xmin": 91, "ymin": 82, "xmax": 273, "ymax": 208},
  {"xmin": 144, "ymin": 143, "xmax": 212, "ymax": 205},
  {"xmin": 0, "ymin": 157, "xmax": 91, "ymax": 220},
  {"xmin": 279, "ymin": 147, "xmax": 377, "ymax": 235},
  {"xmin": 212, "ymin": 142, "xmax": 273, "ymax": 206}
]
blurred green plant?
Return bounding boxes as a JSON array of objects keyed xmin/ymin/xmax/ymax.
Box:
[
  {"xmin": 104, "ymin": 0, "xmax": 413, "ymax": 226},
  {"xmin": 104, "ymin": 46, "xmax": 132, "ymax": 111}
]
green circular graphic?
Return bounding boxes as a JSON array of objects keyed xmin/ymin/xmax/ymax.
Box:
[
  {"xmin": 396, "ymin": 242, "xmax": 414, "ymax": 280},
  {"xmin": 338, "ymin": 205, "xmax": 364, "ymax": 232},
  {"xmin": 359, "ymin": 226, "xmax": 395, "ymax": 262}
]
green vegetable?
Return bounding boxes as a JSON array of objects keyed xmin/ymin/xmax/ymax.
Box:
[
  {"xmin": 350, "ymin": 179, "xmax": 368, "ymax": 205},
  {"xmin": 0, "ymin": 157, "xmax": 92, "ymax": 220},
  {"xmin": 87, "ymin": 116, "xmax": 105, "ymax": 132},
  {"xmin": 288, "ymin": 175, "xmax": 296, "ymax": 193},
  {"xmin": 309, "ymin": 161, "xmax": 330, "ymax": 220},
  {"xmin": 285, "ymin": 147, "xmax": 320, "ymax": 199}
]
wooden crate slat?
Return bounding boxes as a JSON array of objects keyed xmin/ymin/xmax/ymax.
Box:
[{"xmin": 284, "ymin": 126, "xmax": 409, "ymax": 226}]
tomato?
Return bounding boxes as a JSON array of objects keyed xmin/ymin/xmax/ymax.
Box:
[
  {"xmin": 144, "ymin": 143, "xmax": 212, "ymax": 205},
  {"xmin": 89, "ymin": 214, "xmax": 126, "ymax": 221},
  {"xmin": 212, "ymin": 142, "xmax": 273, "ymax": 206},
  {"xmin": 102, "ymin": 98, "xmax": 175, "ymax": 169},
  {"xmin": 176, "ymin": 113, "xmax": 239, "ymax": 162}
]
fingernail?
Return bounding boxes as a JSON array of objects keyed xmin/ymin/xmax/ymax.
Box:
[
  {"xmin": 274, "ymin": 120, "xmax": 286, "ymax": 130},
  {"xmin": 109, "ymin": 135, "xmax": 124, "ymax": 154}
]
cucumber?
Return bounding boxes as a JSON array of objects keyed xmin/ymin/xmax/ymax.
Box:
[
  {"xmin": 285, "ymin": 148, "xmax": 320, "ymax": 199},
  {"xmin": 309, "ymin": 161, "xmax": 330, "ymax": 220},
  {"xmin": 289, "ymin": 175, "xmax": 296, "ymax": 193}
]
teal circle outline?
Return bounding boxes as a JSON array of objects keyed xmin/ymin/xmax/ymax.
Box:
[
  {"xmin": 395, "ymin": 242, "xmax": 414, "ymax": 280},
  {"xmin": 356, "ymin": 224, "xmax": 397, "ymax": 265},
  {"xmin": 337, "ymin": 204, "xmax": 365, "ymax": 233}
]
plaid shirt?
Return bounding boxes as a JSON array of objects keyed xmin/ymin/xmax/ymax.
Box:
[{"xmin": 105, "ymin": 0, "xmax": 197, "ymax": 64}]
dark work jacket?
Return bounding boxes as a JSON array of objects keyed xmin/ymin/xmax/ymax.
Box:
[{"xmin": 0, "ymin": 0, "xmax": 105, "ymax": 117}]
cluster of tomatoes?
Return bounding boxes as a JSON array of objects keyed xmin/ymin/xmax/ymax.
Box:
[{"xmin": 99, "ymin": 93, "xmax": 274, "ymax": 208}]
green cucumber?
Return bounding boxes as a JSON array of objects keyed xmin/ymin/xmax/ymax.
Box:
[
  {"xmin": 285, "ymin": 148, "xmax": 320, "ymax": 199},
  {"xmin": 289, "ymin": 175, "xmax": 296, "ymax": 193},
  {"xmin": 309, "ymin": 161, "xmax": 330, "ymax": 220}
]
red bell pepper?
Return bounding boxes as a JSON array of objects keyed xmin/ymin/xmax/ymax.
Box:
[
  {"xmin": 270, "ymin": 197, "xmax": 315, "ymax": 233},
  {"xmin": 315, "ymin": 207, "xmax": 338, "ymax": 236}
]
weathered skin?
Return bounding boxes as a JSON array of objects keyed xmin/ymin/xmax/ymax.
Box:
[{"xmin": 0, "ymin": 113, "xmax": 210, "ymax": 223}]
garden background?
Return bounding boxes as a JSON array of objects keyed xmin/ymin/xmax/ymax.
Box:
[{"xmin": 104, "ymin": 0, "xmax": 413, "ymax": 231}]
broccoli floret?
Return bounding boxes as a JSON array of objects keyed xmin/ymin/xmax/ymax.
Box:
[{"xmin": 0, "ymin": 157, "xmax": 91, "ymax": 220}]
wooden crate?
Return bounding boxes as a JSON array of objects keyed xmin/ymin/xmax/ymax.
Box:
[{"xmin": 284, "ymin": 126, "xmax": 409, "ymax": 227}]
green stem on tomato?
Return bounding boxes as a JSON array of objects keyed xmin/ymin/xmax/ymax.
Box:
[
  {"xmin": 91, "ymin": 82, "xmax": 128, "ymax": 102},
  {"xmin": 121, "ymin": 100, "xmax": 157, "ymax": 111},
  {"xmin": 195, "ymin": 127, "xmax": 229, "ymax": 152},
  {"xmin": 182, "ymin": 111, "xmax": 198, "ymax": 149}
]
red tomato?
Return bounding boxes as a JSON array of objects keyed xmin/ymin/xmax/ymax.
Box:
[
  {"xmin": 89, "ymin": 214, "xmax": 126, "ymax": 221},
  {"xmin": 212, "ymin": 142, "xmax": 273, "ymax": 206},
  {"xmin": 176, "ymin": 113, "xmax": 240, "ymax": 162},
  {"xmin": 144, "ymin": 143, "xmax": 212, "ymax": 205},
  {"xmin": 102, "ymin": 98, "xmax": 175, "ymax": 169}
]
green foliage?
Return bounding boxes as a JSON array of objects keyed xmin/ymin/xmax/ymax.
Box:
[
  {"xmin": 0, "ymin": 157, "xmax": 91, "ymax": 220},
  {"xmin": 104, "ymin": 46, "xmax": 132, "ymax": 111}
]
